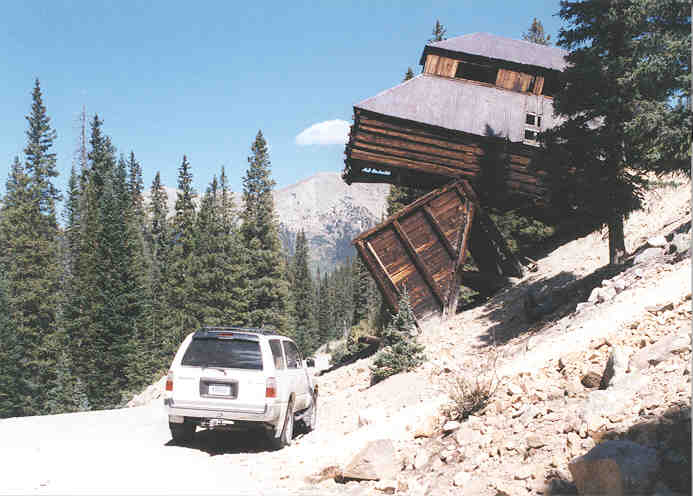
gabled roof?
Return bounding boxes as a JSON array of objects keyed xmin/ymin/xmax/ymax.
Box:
[
  {"xmin": 355, "ymin": 74, "xmax": 560, "ymax": 143},
  {"xmin": 420, "ymin": 32, "xmax": 567, "ymax": 72}
]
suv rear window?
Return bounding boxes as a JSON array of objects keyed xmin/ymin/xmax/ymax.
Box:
[{"xmin": 181, "ymin": 338, "xmax": 263, "ymax": 370}]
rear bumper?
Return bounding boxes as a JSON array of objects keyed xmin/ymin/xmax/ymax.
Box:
[{"xmin": 165, "ymin": 399, "xmax": 283, "ymax": 426}]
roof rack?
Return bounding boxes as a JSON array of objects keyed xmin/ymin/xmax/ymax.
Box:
[{"xmin": 200, "ymin": 326, "xmax": 279, "ymax": 335}]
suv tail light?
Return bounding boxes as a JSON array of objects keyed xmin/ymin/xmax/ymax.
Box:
[
  {"xmin": 265, "ymin": 377, "xmax": 277, "ymax": 398},
  {"xmin": 165, "ymin": 371, "xmax": 173, "ymax": 392}
]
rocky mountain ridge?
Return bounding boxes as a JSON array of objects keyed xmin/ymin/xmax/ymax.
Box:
[
  {"xmin": 274, "ymin": 172, "xmax": 388, "ymax": 272},
  {"xmin": 155, "ymin": 172, "xmax": 388, "ymax": 272}
]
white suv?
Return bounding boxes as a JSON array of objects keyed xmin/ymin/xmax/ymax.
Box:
[{"xmin": 164, "ymin": 327, "xmax": 317, "ymax": 449}]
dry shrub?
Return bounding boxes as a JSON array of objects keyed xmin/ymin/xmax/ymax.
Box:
[{"xmin": 446, "ymin": 352, "xmax": 500, "ymax": 421}]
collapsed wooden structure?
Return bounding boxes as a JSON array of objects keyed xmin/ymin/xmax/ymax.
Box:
[
  {"xmin": 354, "ymin": 180, "xmax": 521, "ymax": 319},
  {"xmin": 345, "ymin": 33, "xmax": 570, "ymax": 319}
]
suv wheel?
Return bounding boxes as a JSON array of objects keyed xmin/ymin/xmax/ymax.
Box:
[
  {"xmin": 269, "ymin": 400, "xmax": 294, "ymax": 450},
  {"xmin": 170, "ymin": 421, "xmax": 195, "ymax": 444}
]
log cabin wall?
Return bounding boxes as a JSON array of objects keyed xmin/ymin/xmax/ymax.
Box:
[{"xmin": 345, "ymin": 109, "xmax": 550, "ymax": 209}]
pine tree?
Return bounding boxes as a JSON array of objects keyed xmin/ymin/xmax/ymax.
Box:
[
  {"xmin": 0, "ymin": 260, "xmax": 23, "ymax": 418},
  {"xmin": 522, "ymin": 18, "xmax": 551, "ymax": 45},
  {"xmin": 403, "ymin": 67, "xmax": 415, "ymax": 81},
  {"xmin": 165, "ymin": 155, "xmax": 199, "ymax": 350},
  {"xmin": 551, "ymin": 0, "xmax": 691, "ymax": 264},
  {"xmin": 429, "ymin": 20, "xmax": 447, "ymax": 43},
  {"xmin": 218, "ymin": 167, "xmax": 249, "ymax": 325},
  {"xmin": 370, "ymin": 289, "xmax": 424, "ymax": 384},
  {"xmin": 240, "ymin": 131, "xmax": 290, "ymax": 331},
  {"xmin": 0, "ymin": 80, "xmax": 62, "ymax": 415},
  {"xmin": 68, "ymin": 116, "xmax": 143, "ymax": 408},
  {"xmin": 290, "ymin": 230, "xmax": 317, "ymax": 353},
  {"xmin": 146, "ymin": 171, "xmax": 173, "ymax": 370}
]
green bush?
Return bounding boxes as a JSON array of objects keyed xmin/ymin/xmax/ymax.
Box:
[
  {"xmin": 369, "ymin": 289, "xmax": 425, "ymax": 385},
  {"xmin": 329, "ymin": 320, "xmax": 374, "ymax": 366}
]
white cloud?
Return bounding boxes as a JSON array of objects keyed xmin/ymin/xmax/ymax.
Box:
[{"xmin": 295, "ymin": 119, "xmax": 350, "ymax": 146}]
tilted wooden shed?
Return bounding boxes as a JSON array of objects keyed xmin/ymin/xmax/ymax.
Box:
[
  {"xmin": 353, "ymin": 179, "xmax": 522, "ymax": 320},
  {"xmin": 343, "ymin": 33, "xmax": 570, "ymax": 214}
]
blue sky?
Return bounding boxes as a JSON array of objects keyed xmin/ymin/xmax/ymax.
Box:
[{"xmin": 1, "ymin": 1, "xmax": 563, "ymax": 207}]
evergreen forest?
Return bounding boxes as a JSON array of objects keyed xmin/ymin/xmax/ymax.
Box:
[{"xmin": 0, "ymin": 80, "xmax": 381, "ymax": 418}]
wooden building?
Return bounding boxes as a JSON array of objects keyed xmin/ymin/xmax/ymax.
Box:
[
  {"xmin": 353, "ymin": 180, "xmax": 522, "ymax": 320},
  {"xmin": 343, "ymin": 33, "xmax": 570, "ymax": 213}
]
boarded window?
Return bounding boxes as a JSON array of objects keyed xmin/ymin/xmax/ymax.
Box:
[{"xmin": 455, "ymin": 62, "xmax": 497, "ymax": 85}]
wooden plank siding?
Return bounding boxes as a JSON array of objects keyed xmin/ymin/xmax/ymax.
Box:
[
  {"xmin": 353, "ymin": 179, "xmax": 522, "ymax": 320},
  {"xmin": 344, "ymin": 109, "xmax": 551, "ymax": 209},
  {"xmin": 424, "ymin": 55, "xmax": 458, "ymax": 78},
  {"xmin": 496, "ymin": 68, "xmax": 535, "ymax": 93}
]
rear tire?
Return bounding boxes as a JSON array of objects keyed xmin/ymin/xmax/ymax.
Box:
[
  {"xmin": 269, "ymin": 400, "xmax": 294, "ymax": 450},
  {"xmin": 170, "ymin": 421, "xmax": 195, "ymax": 444}
]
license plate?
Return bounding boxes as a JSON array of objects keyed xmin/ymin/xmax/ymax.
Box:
[{"xmin": 209, "ymin": 384, "xmax": 231, "ymax": 396}]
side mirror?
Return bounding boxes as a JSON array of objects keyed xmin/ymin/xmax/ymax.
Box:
[{"xmin": 305, "ymin": 358, "xmax": 315, "ymax": 368}]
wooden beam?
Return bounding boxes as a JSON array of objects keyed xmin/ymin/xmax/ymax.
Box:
[
  {"xmin": 361, "ymin": 239, "xmax": 399, "ymax": 311},
  {"xmin": 392, "ymin": 220, "xmax": 445, "ymax": 308},
  {"xmin": 445, "ymin": 202, "xmax": 476, "ymax": 317},
  {"xmin": 422, "ymin": 205, "xmax": 456, "ymax": 259}
]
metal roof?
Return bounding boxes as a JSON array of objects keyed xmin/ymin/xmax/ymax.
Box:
[
  {"xmin": 421, "ymin": 32, "xmax": 567, "ymax": 72},
  {"xmin": 355, "ymin": 74, "xmax": 561, "ymax": 143}
]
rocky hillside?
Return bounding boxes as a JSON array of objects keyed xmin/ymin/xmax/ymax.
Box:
[
  {"xmin": 275, "ymin": 172, "xmax": 388, "ymax": 272},
  {"xmin": 155, "ymin": 172, "xmax": 388, "ymax": 272},
  {"xmin": 33, "ymin": 174, "xmax": 688, "ymax": 496}
]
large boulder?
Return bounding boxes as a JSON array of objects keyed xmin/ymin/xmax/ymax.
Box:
[
  {"xmin": 629, "ymin": 334, "xmax": 690, "ymax": 371},
  {"xmin": 569, "ymin": 440, "xmax": 658, "ymax": 495},
  {"xmin": 341, "ymin": 439, "xmax": 399, "ymax": 481}
]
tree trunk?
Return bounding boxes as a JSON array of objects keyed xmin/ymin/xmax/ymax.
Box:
[{"xmin": 608, "ymin": 212, "xmax": 626, "ymax": 265}]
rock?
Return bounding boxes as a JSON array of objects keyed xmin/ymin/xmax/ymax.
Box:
[
  {"xmin": 453, "ymin": 471, "xmax": 470, "ymax": 487},
  {"xmin": 581, "ymin": 371, "xmax": 602, "ymax": 389},
  {"xmin": 670, "ymin": 232, "xmax": 690, "ymax": 255},
  {"xmin": 374, "ymin": 479, "xmax": 397, "ymax": 494},
  {"xmin": 568, "ymin": 440, "xmax": 658, "ymax": 496},
  {"xmin": 413, "ymin": 403, "xmax": 441, "ymax": 438},
  {"xmin": 612, "ymin": 278, "xmax": 627, "ymax": 293},
  {"xmin": 455, "ymin": 424, "xmax": 481, "ymax": 447},
  {"xmin": 358, "ymin": 407, "xmax": 386, "ymax": 428},
  {"xmin": 580, "ymin": 372, "xmax": 649, "ymax": 423},
  {"xmin": 514, "ymin": 464, "xmax": 534, "ymax": 480},
  {"xmin": 589, "ymin": 286, "xmax": 617, "ymax": 304},
  {"xmin": 413, "ymin": 449, "xmax": 432, "ymax": 470},
  {"xmin": 306, "ymin": 465, "xmax": 342, "ymax": 484},
  {"xmin": 526, "ymin": 433, "xmax": 545, "ymax": 449},
  {"xmin": 600, "ymin": 346, "xmax": 630, "ymax": 389},
  {"xmin": 442, "ymin": 420, "xmax": 461, "ymax": 432},
  {"xmin": 629, "ymin": 335, "xmax": 690, "ymax": 371},
  {"xmin": 648, "ymin": 235, "xmax": 667, "ymax": 247},
  {"xmin": 634, "ymin": 247, "xmax": 664, "ymax": 265},
  {"xmin": 559, "ymin": 352, "xmax": 580, "ymax": 371},
  {"xmin": 342, "ymin": 439, "xmax": 399, "ymax": 481},
  {"xmin": 492, "ymin": 478, "xmax": 526, "ymax": 496},
  {"xmin": 575, "ymin": 302, "xmax": 591, "ymax": 313}
]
